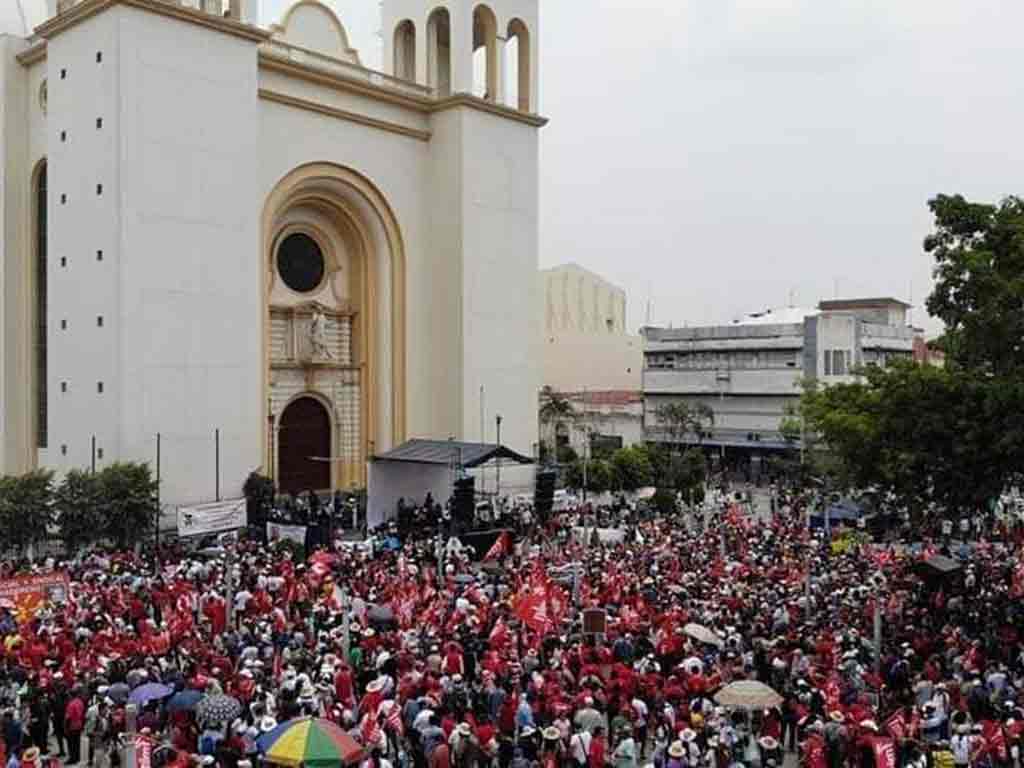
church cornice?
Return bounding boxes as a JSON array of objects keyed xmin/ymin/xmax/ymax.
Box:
[
  {"xmin": 15, "ymin": 41, "xmax": 46, "ymax": 66},
  {"xmin": 258, "ymin": 52, "xmax": 548, "ymax": 129},
  {"xmin": 34, "ymin": 0, "xmax": 271, "ymax": 43}
]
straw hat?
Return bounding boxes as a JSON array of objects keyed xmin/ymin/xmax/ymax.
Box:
[
  {"xmin": 758, "ymin": 737, "xmax": 779, "ymax": 751},
  {"xmin": 860, "ymin": 721, "xmax": 879, "ymax": 733},
  {"xmin": 668, "ymin": 742, "xmax": 685, "ymax": 758},
  {"xmin": 22, "ymin": 748, "xmax": 40, "ymax": 764},
  {"xmin": 681, "ymin": 729, "xmax": 697, "ymax": 743},
  {"xmin": 260, "ymin": 715, "xmax": 277, "ymax": 732},
  {"xmin": 542, "ymin": 726, "xmax": 561, "ymax": 741},
  {"xmin": 829, "ymin": 711, "xmax": 845, "ymax": 723}
]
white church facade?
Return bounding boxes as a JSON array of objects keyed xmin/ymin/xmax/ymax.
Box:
[{"xmin": 0, "ymin": 0, "xmax": 543, "ymax": 505}]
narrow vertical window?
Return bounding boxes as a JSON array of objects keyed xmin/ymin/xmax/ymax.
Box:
[{"xmin": 35, "ymin": 162, "xmax": 48, "ymax": 447}]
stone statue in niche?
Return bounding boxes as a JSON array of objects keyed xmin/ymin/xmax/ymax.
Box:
[{"xmin": 309, "ymin": 309, "xmax": 334, "ymax": 360}]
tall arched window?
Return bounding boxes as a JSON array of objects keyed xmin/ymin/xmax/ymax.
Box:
[
  {"xmin": 427, "ymin": 8, "xmax": 451, "ymax": 97},
  {"xmin": 472, "ymin": 5, "xmax": 498, "ymax": 101},
  {"xmin": 33, "ymin": 161, "xmax": 47, "ymax": 448},
  {"xmin": 393, "ymin": 19, "xmax": 416, "ymax": 82},
  {"xmin": 507, "ymin": 18, "xmax": 530, "ymax": 111}
]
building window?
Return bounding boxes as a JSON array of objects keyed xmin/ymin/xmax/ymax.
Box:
[
  {"xmin": 97, "ymin": 250, "xmax": 103, "ymax": 261},
  {"xmin": 96, "ymin": 117, "xmax": 103, "ymax": 129},
  {"xmin": 35, "ymin": 162, "xmax": 48, "ymax": 447},
  {"xmin": 97, "ymin": 316, "xmax": 103, "ymax": 327},
  {"xmin": 824, "ymin": 351, "xmax": 831, "ymax": 376},
  {"xmin": 833, "ymin": 350, "xmax": 847, "ymax": 375},
  {"xmin": 276, "ymin": 232, "xmax": 325, "ymax": 293},
  {"xmin": 97, "ymin": 381, "xmax": 104, "ymax": 393},
  {"xmin": 96, "ymin": 51, "xmax": 102, "ymax": 63}
]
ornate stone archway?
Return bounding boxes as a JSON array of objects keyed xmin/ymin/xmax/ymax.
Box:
[{"xmin": 262, "ymin": 163, "xmax": 406, "ymax": 489}]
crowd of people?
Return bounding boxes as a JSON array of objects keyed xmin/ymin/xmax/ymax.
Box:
[{"xmin": 0, "ymin": 484, "xmax": 1023, "ymax": 768}]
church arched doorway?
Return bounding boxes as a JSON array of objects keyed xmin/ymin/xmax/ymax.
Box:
[{"xmin": 278, "ymin": 396, "xmax": 331, "ymax": 494}]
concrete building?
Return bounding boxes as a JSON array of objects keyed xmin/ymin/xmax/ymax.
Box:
[
  {"xmin": 538, "ymin": 264, "xmax": 643, "ymax": 456},
  {"xmin": 643, "ymin": 298, "xmax": 915, "ymax": 463},
  {"xmin": 1, "ymin": 0, "xmax": 544, "ymax": 506}
]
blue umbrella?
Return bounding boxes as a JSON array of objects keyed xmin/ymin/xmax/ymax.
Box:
[
  {"xmin": 129, "ymin": 682, "xmax": 174, "ymax": 707},
  {"xmin": 166, "ymin": 689, "xmax": 203, "ymax": 713}
]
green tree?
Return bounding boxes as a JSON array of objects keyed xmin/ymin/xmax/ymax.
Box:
[
  {"xmin": 925, "ymin": 194, "xmax": 1024, "ymax": 376},
  {"xmin": 779, "ymin": 402, "xmax": 803, "ymax": 444},
  {"xmin": 98, "ymin": 462, "xmax": 159, "ymax": 549},
  {"xmin": 538, "ymin": 386, "xmax": 576, "ymax": 459},
  {"xmin": 0, "ymin": 469, "xmax": 55, "ymax": 556},
  {"xmin": 611, "ymin": 445, "xmax": 654, "ymax": 491},
  {"xmin": 802, "ymin": 361, "xmax": 1011, "ymax": 520},
  {"xmin": 653, "ymin": 401, "xmax": 714, "ymax": 453},
  {"xmin": 55, "ymin": 469, "xmax": 105, "ymax": 553}
]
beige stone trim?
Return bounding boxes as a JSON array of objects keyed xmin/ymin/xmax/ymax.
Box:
[
  {"xmin": 35, "ymin": 0, "xmax": 271, "ymax": 42},
  {"xmin": 258, "ymin": 89, "xmax": 431, "ymax": 142},
  {"xmin": 261, "ymin": 163, "xmax": 407, "ymax": 487},
  {"xmin": 16, "ymin": 42, "xmax": 47, "ymax": 66},
  {"xmin": 269, "ymin": 0, "xmax": 361, "ymax": 65},
  {"xmin": 259, "ymin": 53, "xmax": 434, "ymax": 111},
  {"xmin": 432, "ymin": 93, "xmax": 548, "ymax": 127},
  {"xmin": 258, "ymin": 53, "xmax": 549, "ymax": 127}
]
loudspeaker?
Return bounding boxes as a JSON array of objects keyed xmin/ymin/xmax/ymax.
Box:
[
  {"xmin": 534, "ymin": 470, "xmax": 556, "ymax": 520},
  {"xmin": 453, "ymin": 476, "xmax": 475, "ymax": 521}
]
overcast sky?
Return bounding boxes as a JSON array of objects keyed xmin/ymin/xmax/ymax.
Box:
[{"xmin": 263, "ymin": 0, "xmax": 1024, "ymax": 336}]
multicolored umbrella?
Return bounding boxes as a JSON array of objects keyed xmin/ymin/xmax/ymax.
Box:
[
  {"xmin": 128, "ymin": 682, "xmax": 174, "ymax": 707},
  {"xmin": 195, "ymin": 694, "xmax": 242, "ymax": 726},
  {"xmin": 258, "ymin": 717, "xmax": 365, "ymax": 767}
]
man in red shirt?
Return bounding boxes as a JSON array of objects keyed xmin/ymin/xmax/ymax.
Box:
[{"xmin": 64, "ymin": 688, "xmax": 86, "ymax": 766}]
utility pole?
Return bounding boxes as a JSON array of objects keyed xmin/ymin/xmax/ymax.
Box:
[
  {"xmin": 155, "ymin": 433, "xmax": 161, "ymax": 564},
  {"xmin": 341, "ymin": 586, "xmax": 351, "ymax": 663},
  {"xmin": 215, "ymin": 428, "xmax": 221, "ymax": 501},
  {"xmin": 495, "ymin": 415, "xmax": 503, "ymax": 502}
]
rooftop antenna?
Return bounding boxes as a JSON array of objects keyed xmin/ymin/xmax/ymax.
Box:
[
  {"xmin": 645, "ymin": 282, "xmax": 653, "ymax": 326},
  {"xmin": 833, "ymin": 278, "xmax": 839, "ymax": 299},
  {"xmin": 908, "ymin": 279, "xmax": 914, "ymax": 327},
  {"xmin": 788, "ymin": 288, "xmax": 796, "ymax": 307}
]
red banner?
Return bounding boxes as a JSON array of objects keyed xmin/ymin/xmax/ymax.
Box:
[
  {"xmin": 871, "ymin": 737, "xmax": 896, "ymax": 768},
  {"xmin": 0, "ymin": 572, "xmax": 69, "ymax": 622}
]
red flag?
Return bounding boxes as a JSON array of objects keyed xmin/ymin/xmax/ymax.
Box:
[
  {"xmin": 514, "ymin": 591, "xmax": 550, "ymax": 633},
  {"xmin": 982, "ymin": 721, "xmax": 1007, "ymax": 761},
  {"xmin": 483, "ymin": 532, "xmax": 511, "ymax": 562},
  {"xmin": 885, "ymin": 711, "xmax": 906, "ymax": 741},
  {"xmin": 386, "ymin": 704, "xmax": 404, "ymax": 736},
  {"xmin": 870, "ymin": 738, "xmax": 897, "ymax": 768},
  {"xmin": 489, "ymin": 618, "xmax": 510, "ymax": 648},
  {"xmin": 360, "ymin": 713, "xmax": 382, "ymax": 745}
]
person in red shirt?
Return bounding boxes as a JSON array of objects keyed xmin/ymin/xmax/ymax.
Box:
[
  {"xmin": 588, "ymin": 726, "xmax": 607, "ymax": 768},
  {"xmin": 63, "ymin": 689, "xmax": 86, "ymax": 766}
]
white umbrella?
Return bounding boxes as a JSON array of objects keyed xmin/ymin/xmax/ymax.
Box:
[
  {"xmin": 683, "ymin": 623, "xmax": 724, "ymax": 649},
  {"xmin": 714, "ymin": 680, "xmax": 783, "ymax": 709}
]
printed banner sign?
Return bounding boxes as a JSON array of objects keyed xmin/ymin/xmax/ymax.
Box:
[
  {"xmin": 267, "ymin": 522, "xmax": 307, "ymax": 547},
  {"xmin": 177, "ymin": 498, "xmax": 246, "ymax": 537},
  {"xmin": 0, "ymin": 572, "xmax": 70, "ymax": 621}
]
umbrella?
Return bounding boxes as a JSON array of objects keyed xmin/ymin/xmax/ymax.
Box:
[
  {"xmin": 713, "ymin": 680, "xmax": 783, "ymax": 709},
  {"xmin": 366, "ymin": 604, "xmax": 395, "ymax": 627},
  {"xmin": 166, "ymin": 689, "xmax": 203, "ymax": 713},
  {"xmin": 258, "ymin": 717, "xmax": 365, "ymax": 767},
  {"xmin": 683, "ymin": 623, "xmax": 724, "ymax": 649},
  {"xmin": 107, "ymin": 682, "xmax": 130, "ymax": 704},
  {"xmin": 196, "ymin": 694, "xmax": 242, "ymax": 726},
  {"xmin": 128, "ymin": 682, "xmax": 174, "ymax": 707}
]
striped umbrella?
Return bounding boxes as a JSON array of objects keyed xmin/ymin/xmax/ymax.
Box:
[{"xmin": 258, "ymin": 717, "xmax": 365, "ymax": 767}]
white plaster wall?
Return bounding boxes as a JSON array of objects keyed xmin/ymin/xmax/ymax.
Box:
[
  {"xmin": 115, "ymin": 7, "xmax": 263, "ymax": 505},
  {"xmin": 460, "ymin": 106, "xmax": 538, "ymax": 455},
  {"xmin": 541, "ymin": 332, "xmax": 641, "ymax": 392},
  {"xmin": 45, "ymin": 11, "xmax": 121, "ymax": 476}
]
